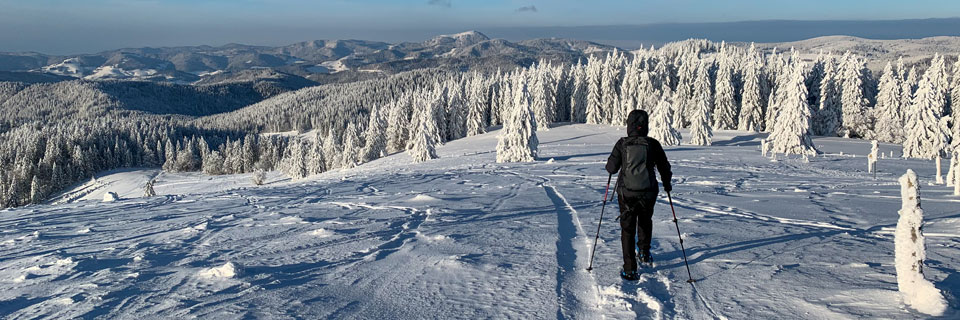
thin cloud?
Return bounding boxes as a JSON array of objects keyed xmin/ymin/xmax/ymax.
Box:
[
  {"xmin": 427, "ymin": 0, "xmax": 451, "ymax": 8},
  {"xmin": 516, "ymin": 6, "xmax": 537, "ymax": 13}
]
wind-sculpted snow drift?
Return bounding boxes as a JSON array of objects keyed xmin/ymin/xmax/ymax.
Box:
[{"xmin": 1, "ymin": 125, "xmax": 957, "ymax": 318}]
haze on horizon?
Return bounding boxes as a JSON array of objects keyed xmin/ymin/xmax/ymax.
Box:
[{"xmin": 1, "ymin": 0, "xmax": 960, "ymax": 54}]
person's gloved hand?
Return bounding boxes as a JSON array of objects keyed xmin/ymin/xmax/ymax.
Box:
[{"xmin": 663, "ymin": 183, "xmax": 672, "ymax": 193}]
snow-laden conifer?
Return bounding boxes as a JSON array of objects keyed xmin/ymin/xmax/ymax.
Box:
[
  {"xmin": 496, "ymin": 71, "xmax": 539, "ymax": 163},
  {"xmin": 466, "ymin": 72, "xmax": 489, "ymax": 136},
  {"xmin": 874, "ymin": 62, "xmax": 905, "ymax": 143},
  {"xmin": 586, "ymin": 56, "xmax": 604, "ymax": 124},
  {"xmin": 649, "ymin": 95, "xmax": 682, "ymax": 146},
  {"xmin": 407, "ymin": 98, "xmax": 440, "ymax": 163},
  {"xmin": 361, "ymin": 106, "xmax": 387, "ymax": 163},
  {"xmin": 738, "ymin": 60, "xmax": 763, "ymax": 132},
  {"xmin": 687, "ymin": 62, "xmax": 713, "ymax": 146},
  {"xmin": 902, "ymin": 66, "xmax": 951, "ymax": 160},
  {"xmin": 569, "ymin": 62, "xmax": 588, "ymax": 123},
  {"xmin": 769, "ymin": 61, "xmax": 817, "ymax": 156},
  {"xmin": 713, "ymin": 55, "xmax": 738, "ymax": 130}
]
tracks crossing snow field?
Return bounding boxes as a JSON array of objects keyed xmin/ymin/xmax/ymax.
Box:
[{"xmin": 2, "ymin": 124, "xmax": 959, "ymax": 318}]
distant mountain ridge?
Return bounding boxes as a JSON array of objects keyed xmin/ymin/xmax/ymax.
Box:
[{"xmin": 0, "ymin": 31, "xmax": 615, "ymax": 84}]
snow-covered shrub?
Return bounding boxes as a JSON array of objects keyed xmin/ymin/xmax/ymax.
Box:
[
  {"xmin": 895, "ymin": 170, "xmax": 947, "ymax": 316},
  {"xmin": 252, "ymin": 169, "xmax": 267, "ymax": 186},
  {"xmin": 143, "ymin": 180, "xmax": 156, "ymax": 197}
]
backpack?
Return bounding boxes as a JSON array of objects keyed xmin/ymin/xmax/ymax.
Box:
[{"xmin": 620, "ymin": 136, "xmax": 655, "ymax": 192}]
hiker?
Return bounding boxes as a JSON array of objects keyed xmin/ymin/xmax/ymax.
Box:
[{"xmin": 605, "ymin": 109, "xmax": 673, "ymax": 280}]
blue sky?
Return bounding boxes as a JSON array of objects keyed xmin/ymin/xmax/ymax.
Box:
[{"xmin": 1, "ymin": 0, "xmax": 959, "ymax": 54}]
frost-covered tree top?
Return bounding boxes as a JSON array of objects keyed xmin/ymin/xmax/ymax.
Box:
[{"xmin": 769, "ymin": 61, "xmax": 817, "ymax": 156}]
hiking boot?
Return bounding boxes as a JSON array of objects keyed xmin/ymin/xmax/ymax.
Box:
[
  {"xmin": 620, "ymin": 270, "xmax": 640, "ymax": 281},
  {"xmin": 640, "ymin": 253, "xmax": 653, "ymax": 264}
]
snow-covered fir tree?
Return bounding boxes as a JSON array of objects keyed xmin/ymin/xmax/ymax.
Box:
[
  {"xmin": 673, "ymin": 54, "xmax": 696, "ymax": 128},
  {"xmin": 602, "ymin": 51, "xmax": 625, "ymax": 125},
  {"xmin": 902, "ymin": 65, "xmax": 951, "ymax": 160},
  {"xmin": 769, "ymin": 61, "xmax": 817, "ymax": 156},
  {"xmin": 407, "ymin": 96, "xmax": 440, "ymax": 163},
  {"xmin": 738, "ymin": 60, "xmax": 764, "ymax": 132},
  {"xmin": 386, "ymin": 96, "xmax": 412, "ymax": 154},
  {"xmin": 649, "ymin": 95, "xmax": 682, "ymax": 146},
  {"xmin": 361, "ymin": 106, "xmax": 387, "ymax": 163},
  {"xmin": 280, "ymin": 139, "xmax": 308, "ymax": 179},
  {"xmin": 619, "ymin": 59, "xmax": 641, "ymax": 116},
  {"xmin": 530, "ymin": 62, "xmax": 555, "ymax": 130},
  {"xmin": 308, "ymin": 132, "xmax": 327, "ymax": 175},
  {"xmin": 340, "ymin": 122, "xmax": 362, "ymax": 169},
  {"xmin": 815, "ymin": 56, "xmax": 842, "ymax": 136},
  {"xmin": 687, "ymin": 62, "xmax": 714, "ymax": 146},
  {"xmin": 950, "ymin": 54, "xmax": 960, "ymax": 122},
  {"xmin": 764, "ymin": 51, "xmax": 787, "ymax": 132},
  {"xmin": 585, "ymin": 56, "xmax": 604, "ymax": 124},
  {"xmin": 496, "ymin": 71, "xmax": 539, "ymax": 163},
  {"xmin": 874, "ymin": 62, "xmax": 906, "ymax": 143},
  {"xmin": 569, "ymin": 62, "xmax": 588, "ymax": 123},
  {"xmin": 840, "ymin": 53, "xmax": 870, "ymax": 138},
  {"xmin": 466, "ymin": 72, "xmax": 489, "ymax": 136},
  {"xmin": 713, "ymin": 54, "xmax": 738, "ymax": 130}
]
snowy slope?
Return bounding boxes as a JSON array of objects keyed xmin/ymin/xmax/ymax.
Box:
[{"xmin": 2, "ymin": 124, "xmax": 959, "ymax": 319}]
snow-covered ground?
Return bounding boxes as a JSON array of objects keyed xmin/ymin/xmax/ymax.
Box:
[{"xmin": 2, "ymin": 124, "xmax": 958, "ymax": 319}]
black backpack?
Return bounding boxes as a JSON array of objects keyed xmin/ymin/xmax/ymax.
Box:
[{"xmin": 620, "ymin": 136, "xmax": 655, "ymax": 192}]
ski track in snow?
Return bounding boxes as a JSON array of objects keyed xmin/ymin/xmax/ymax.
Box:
[{"xmin": 2, "ymin": 125, "xmax": 959, "ymax": 318}]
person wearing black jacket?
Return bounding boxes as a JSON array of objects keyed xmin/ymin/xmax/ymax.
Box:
[{"xmin": 605, "ymin": 110, "xmax": 673, "ymax": 280}]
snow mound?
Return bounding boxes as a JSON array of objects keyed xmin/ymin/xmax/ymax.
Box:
[
  {"xmin": 198, "ymin": 262, "xmax": 240, "ymax": 279},
  {"xmin": 407, "ymin": 194, "xmax": 440, "ymax": 202},
  {"xmin": 102, "ymin": 192, "xmax": 119, "ymax": 202},
  {"xmin": 306, "ymin": 228, "xmax": 333, "ymax": 237}
]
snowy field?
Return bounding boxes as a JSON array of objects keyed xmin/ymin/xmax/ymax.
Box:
[{"xmin": 1, "ymin": 124, "xmax": 958, "ymax": 319}]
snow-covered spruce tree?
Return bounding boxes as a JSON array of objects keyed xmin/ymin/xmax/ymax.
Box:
[
  {"xmin": 361, "ymin": 106, "xmax": 387, "ymax": 163},
  {"xmin": 251, "ymin": 169, "xmax": 267, "ymax": 186},
  {"xmin": 806, "ymin": 52, "xmax": 828, "ymax": 108},
  {"xmin": 650, "ymin": 95, "xmax": 682, "ymax": 146},
  {"xmin": 620, "ymin": 59, "xmax": 641, "ymax": 116},
  {"xmin": 322, "ymin": 130, "xmax": 342, "ymax": 170},
  {"xmin": 498, "ymin": 72, "xmax": 514, "ymax": 127},
  {"xmin": 466, "ymin": 72, "xmax": 489, "ymax": 136},
  {"xmin": 340, "ymin": 122, "xmax": 362, "ymax": 169},
  {"xmin": 769, "ymin": 61, "xmax": 817, "ymax": 156},
  {"xmin": 687, "ymin": 62, "xmax": 714, "ymax": 146},
  {"xmin": 445, "ymin": 77, "xmax": 468, "ymax": 141},
  {"xmin": 569, "ymin": 62, "xmax": 588, "ymax": 123},
  {"xmin": 280, "ymin": 139, "xmax": 308, "ymax": 179},
  {"xmin": 895, "ymin": 169, "xmax": 948, "ymax": 316},
  {"xmin": 602, "ymin": 51, "xmax": 625, "ymax": 125},
  {"xmin": 713, "ymin": 56, "xmax": 738, "ymax": 130},
  {"xmin": 902, "ymin": 66, "xmax": 951, "ymax": 161},
  {"xmin": 530, "ymin": 63, "xmax": 555, "ymax": 131},
  {"xmin": 637, "ymin": 70, "xmax": 658, "ymax": 112},
  {"xmin": 815, "ymin": 56, "xmax": 842, "ymax": 136},
  {"xmin": 874, "ymin": 62, "xmax": 906, "ymax": 143},
  {"xmin": 407, "ymin": 93, "xmax": 440, "ymax": 163},
  {"xmin": 674, "ymin": 53, "xmax": 697, "ymax": 128},
  {"xmin": 308, "ymin": 132, "xmax": 327, "ymax": 175},
  {"xmin": 764, "ymin": 51, "xmax": 787, "ymax": 132},
  {"xmin": 496, "ymin": 71, "xmax": 539, "ymax": 163},
  {"xmin": 386, "ymin": 97, "xmax": 411, "ymax": 154},
  {"xmin": 951, "ymin": 54, "xmax": 960, "ymax": 122},
  {"xmin": 202, "ymin": 150, "xmax": 224, "ymax": 175},
  {"xmin": 738, "ymin": 60, "xmax": 764, "ymax": 132},
  {"xmin": 585, "ymin": 56, "xmax": 605, "ymax": 124},
  {"xmin": 839, "ymin": 53, "xmax": 870, "ymax": 138}
]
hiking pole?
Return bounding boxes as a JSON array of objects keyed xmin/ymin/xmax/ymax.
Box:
[
  {"xmin": 667, "ymin": 191, "xmax": 696, "ymax": 283},
  {"xmin": 586, "ymin": 173, "xmax": 613, "ymax": 272}
]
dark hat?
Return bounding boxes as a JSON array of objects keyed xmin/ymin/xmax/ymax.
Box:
[{"xmin": 627, "ymin": 110, "xmax": 649, "ymax": 137}]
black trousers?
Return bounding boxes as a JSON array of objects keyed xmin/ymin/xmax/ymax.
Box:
[{"xmin": 618, "ymin": 192, "xmax": 657, "ymax": 273}]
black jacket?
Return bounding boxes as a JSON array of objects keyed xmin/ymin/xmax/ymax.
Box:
[{"xmin": 605, "ymin": 110, "xmax": 672, "ymax": 196}]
